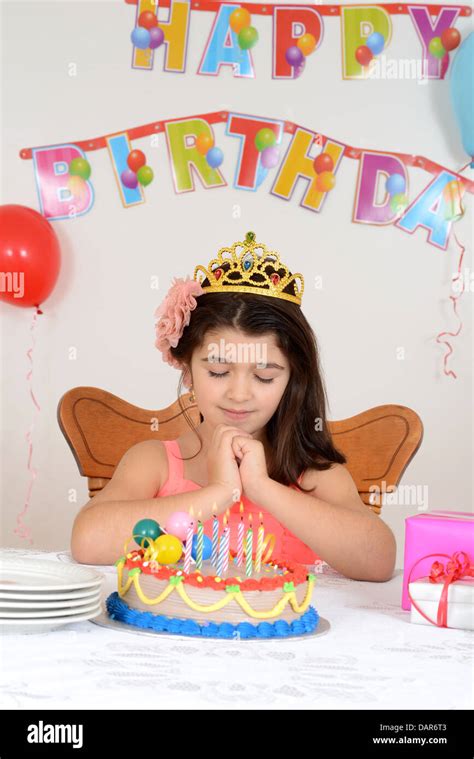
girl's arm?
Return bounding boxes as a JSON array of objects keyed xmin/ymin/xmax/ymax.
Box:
[
  {"xmin": 70, "ymin": 440, "xmax": 234, "ymax": 566},
  {"xmin": 256, "ymin": 465, "xmax": 396, "ymax": 582}
]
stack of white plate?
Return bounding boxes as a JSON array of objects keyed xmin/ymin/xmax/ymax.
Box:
[{"xmin": 0, "ymin": 557, "xmax": 104, "ymax": 633}]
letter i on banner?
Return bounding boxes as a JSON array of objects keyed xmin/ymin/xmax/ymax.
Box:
[
  {"xmin": 32, "ymin": 145, "xmax": 94, "ymax": 221},
  {"xmin": 273, "ymin": 7, "xmax": 323, "ymax": 78},
  {"xmin": 198, "ymin": 4, "xmax": 254, "ymax": 78},
  {"xmin": 408, "ymin": 6, "xmax": 462, "ymax": 79},
  {"xmin": 107, "ymin": 134, "xmax": 145, "ymax": 207},
  {"xmin": 131, "ymin": 0, "xmax": 190, "ymax": 73},
  {"xmin": 226, "ymin": 114, "xmax": 284, "ymax": 190},
  {"xmin": 396, "ymin": 170, "xmax": 464, "ymax": 250},
  {"xmin": 341, "ymin": 6, "xmax": 392, "ymax": 79},
  {"xmin": 271, "ymin": 128, "xmax": 344, "ymax": 212},
  {"xmin": 165, "ymin": 118, "xmax": 227, "ymax": 193}
]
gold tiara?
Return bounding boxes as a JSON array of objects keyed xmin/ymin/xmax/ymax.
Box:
[{"xmin": 193, "ymin": 231, "xmax": 304, "ymax": 306}]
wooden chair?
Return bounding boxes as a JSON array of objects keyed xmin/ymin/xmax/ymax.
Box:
[{"xmin": 57, "ymin": 387, "xmax": 423, "ymax": 515}]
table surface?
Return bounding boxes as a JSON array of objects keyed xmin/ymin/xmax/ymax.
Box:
[{"xmin": 1, "ymin": 548, "xmax": 472, "ymax": 710}]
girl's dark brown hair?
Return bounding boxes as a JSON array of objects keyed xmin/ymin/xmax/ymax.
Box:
[{"xmin": 170, "ymin": 286, "xmax": 347, "ymax": 494}]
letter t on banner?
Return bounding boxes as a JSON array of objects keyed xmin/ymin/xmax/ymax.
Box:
[{"xmin": 226, "ymin": 114, "xmax": 284, "ymax": 190}]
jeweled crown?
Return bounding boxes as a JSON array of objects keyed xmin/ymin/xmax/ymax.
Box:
[{"xmin": 193, "ymin": 231, "xmax": 304, "ymax": 306}]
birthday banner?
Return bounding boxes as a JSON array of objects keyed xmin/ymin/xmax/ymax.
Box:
[
  {"xmin": 126, "ymin": 1, "xmax": 472, "ymax": 80},
  {"xmin": 20, "ymin": 110, "xmax": 473, "ymax": 250}
]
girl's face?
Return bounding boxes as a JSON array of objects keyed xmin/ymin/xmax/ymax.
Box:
[{"xmin": 189, "ymin": 327, "xmax": 291, "ymax": 434}]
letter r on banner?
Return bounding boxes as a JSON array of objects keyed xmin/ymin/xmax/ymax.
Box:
[{"xmin": 165, "ymin": 118, "xmax": 227, "ymax": 192}]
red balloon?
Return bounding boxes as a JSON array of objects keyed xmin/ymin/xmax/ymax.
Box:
[
  {"xmin": 313, "ymin": 153, "xmax": 334, "ymax": 174},
  {"xmin": 127, "ymin": 150, "xmax": 146, "ymax": 173},
  {"xmin": 0, "ymin": 205, "xmax": 61, "ymax": 308},
  {"xmin": 355, "ymin": 45, "xmax": 373, "ymax": 66},
  {"xmin": 440, "ymin": 27, "xmax": 461, "ymax": 52},
  {"xmin": 138, "ymin": 11, "xmax": 158, "ymax": 29}
]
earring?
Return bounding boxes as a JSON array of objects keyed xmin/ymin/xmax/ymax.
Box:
[{"xmin": 189, "ymin": 386, "xmax": 196, "ymax": 403}]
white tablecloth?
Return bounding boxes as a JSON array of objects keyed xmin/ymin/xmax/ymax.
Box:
[{"xmin": 1, "ymin": 548, "xmax": 472, "ymax": 710}]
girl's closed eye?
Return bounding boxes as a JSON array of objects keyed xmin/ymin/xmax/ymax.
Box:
[{"xmin": 207, "ymin": 370, "xmax": 274, "ymax": 384}]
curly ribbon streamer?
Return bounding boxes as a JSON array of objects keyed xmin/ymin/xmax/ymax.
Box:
[
  {"xmin": 435, "ymin": 165, "xmax": 468, "ymax": 380},
  {"xmin": 436, "ymin": 233, "xmax": 465, "ymax": 379},
  {"xmin": 408, "ymin": 551, "xmax": 474, "ymax": 628},
  {"xmin": 436, "ymin": 231, "xmax": 465, "ymax": 379},
  {"xmin": 14, "ymin": 307, "xmax": 43, "ymax": 544}
]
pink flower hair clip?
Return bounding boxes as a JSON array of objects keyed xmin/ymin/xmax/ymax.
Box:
[{"xmin": 154, "ymin": 276, "xmax": 204, "ymax": 381}]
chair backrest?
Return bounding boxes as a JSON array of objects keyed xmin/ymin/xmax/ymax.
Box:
[
  {"xmin": 57, "ymin": 387, "xmax": 200, "ymax": 500},
  {"xmin": 58, "ymin": 387, "xmax": 423, "ymax": 514},
  {"xmin": 329, "ymin": 404, "xmax": 423, "ymax": 513}
]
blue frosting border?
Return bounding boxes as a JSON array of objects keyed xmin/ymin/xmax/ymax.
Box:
[{"xmin": 106, "ymin": 591, "xmax": 319, "ymax": 639}]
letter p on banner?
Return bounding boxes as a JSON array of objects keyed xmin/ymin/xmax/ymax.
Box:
[
  {"xmin": 341, "ymin": 5, "xmax": 392, "ymax": 79},
  {"xmin": 273, "ymin": 7, "xmax": 323, "ymax": 78}
]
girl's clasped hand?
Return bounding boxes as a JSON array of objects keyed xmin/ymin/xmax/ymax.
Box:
[{"xmin": 207, "ymin": 424, "xmax": 270, "ymax": 504}]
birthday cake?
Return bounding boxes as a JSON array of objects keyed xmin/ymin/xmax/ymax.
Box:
[{"xmin": 106, "ymin": 516, "xmax": 319, "ymax": 639}]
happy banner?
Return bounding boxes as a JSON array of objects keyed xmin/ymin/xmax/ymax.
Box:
[
  {"xmin": 125, "ymin": 1, "xmax": 472, "ymax": 80},
  {"xmin": 20, "ymin": 110, "xmax": 473, "ymax": 250}
]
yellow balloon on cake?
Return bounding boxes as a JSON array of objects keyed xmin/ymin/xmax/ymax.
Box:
[{"xmin": 154, "ymin": 534, "xmax": 183, "ymax": 564}]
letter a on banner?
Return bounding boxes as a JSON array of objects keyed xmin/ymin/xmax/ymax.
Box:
[{"xmin": 198, "ymin": 4, "xmax": 255, "ymax": 77}]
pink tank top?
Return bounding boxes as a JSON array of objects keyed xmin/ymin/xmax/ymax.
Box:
[{"xmin": 155, "ymin": 439, "xmax": 321, "ymax": 565}]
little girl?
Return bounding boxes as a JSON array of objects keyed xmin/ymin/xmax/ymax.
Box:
[{"xmin": 71, "ymin": 232, "xmax": 396, "ymax": 581}]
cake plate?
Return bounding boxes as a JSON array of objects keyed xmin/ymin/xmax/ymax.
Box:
[{"xmin": 91, "ymin": 610, "xmax": 330, "ymax": 641}]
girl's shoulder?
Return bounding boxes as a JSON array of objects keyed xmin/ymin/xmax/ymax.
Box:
[
  {"xmin": 300, "ymin": 463, "xmax": 367, "ymax": 514},
  {"xmin": 79, "ymin": 439, "xmax": 167, "ymax": 512},
  {"xmin": 124, "ymin": 439, "xmax": 174, "ymax": 498}
]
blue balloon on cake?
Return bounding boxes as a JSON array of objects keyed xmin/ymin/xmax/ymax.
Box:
[
  {"xmin": 133, "ymin": 518, "xmax": 163, "ymax": 548},
  {"xmin": 191, "ymin": 534, "xmax": 212, "ymax": 561}
]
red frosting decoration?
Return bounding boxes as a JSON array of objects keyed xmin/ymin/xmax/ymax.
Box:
[
  {"xmin": 213, "ymin": 268, "xmax": 222, "ymax": 280},
  {"xmin": 271, "ymin": 273, "xmax": 280, "ymax": 285},
  {"xmin": 124, "ymin": 549, "xmax": 309, "ymax": 591}
]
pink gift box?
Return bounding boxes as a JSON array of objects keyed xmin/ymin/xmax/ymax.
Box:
[{"xmin": 402, "ymin": 510, "xmax": 474, "ymax": 610}]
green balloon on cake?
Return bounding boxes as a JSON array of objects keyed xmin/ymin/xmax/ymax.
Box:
[{"xmin": 133, "ymin": 518, "xmax": 163, "ymax": 548}]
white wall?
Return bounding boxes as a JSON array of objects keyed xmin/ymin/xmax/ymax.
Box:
[{"xmin": 1, "ymin": 0, "xmax": 472, "ymax": 567}]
